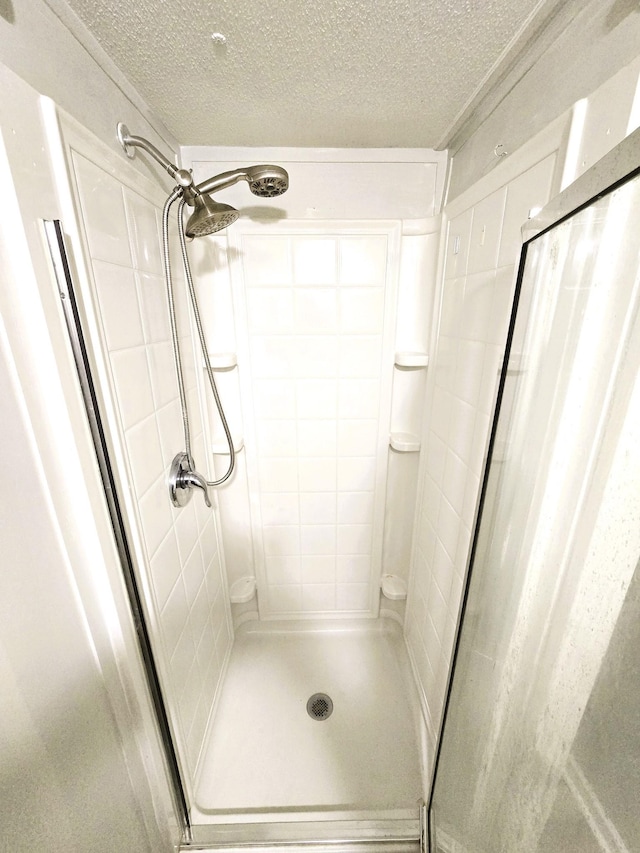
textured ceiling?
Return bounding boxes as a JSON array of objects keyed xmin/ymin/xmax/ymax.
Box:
[{"xmin": 62, "ymin": 0, "xmax": 549, "ymax": 148}]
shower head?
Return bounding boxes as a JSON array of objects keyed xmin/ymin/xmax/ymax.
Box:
[
  {"xmin": 195, "ymin": 165, "xmax": 289, "ymax": 198},
  {"xmin": 245, "ymin": 165, "xmax": 289, "ymax": 198},
  {"xmin": 179, "ymin": 162, "xmax": 289, "ymax": 237},
  {"xmin": 184, "ymin": 193, "xmax": 239, "ymax": 237}
]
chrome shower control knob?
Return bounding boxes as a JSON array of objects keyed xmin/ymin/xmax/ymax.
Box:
[{"xmin": 169, "ymin": 452, "xmax": 212, "ymax": 508}]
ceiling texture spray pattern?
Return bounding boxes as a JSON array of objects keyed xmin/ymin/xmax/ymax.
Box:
[{"xmin": 63, "ymin": 0, "xmax": 550, "ymax": 148}]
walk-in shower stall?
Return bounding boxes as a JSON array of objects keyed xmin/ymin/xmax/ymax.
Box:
[
  {"xmin": 43, "ymin": 106, "xmax": 447, "ymax": 847},
  {"xmin": 40, "ymin": 93, "xmax": 640, "ymax": 851}
]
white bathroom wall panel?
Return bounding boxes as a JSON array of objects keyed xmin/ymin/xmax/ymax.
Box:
[
  {"xmin": 180, "ymin": 149, "xmax": 448, "ymax": 622},
  {"xmin": 396, "ymin": 229, "xmax": 440, "ymax": 353},
  {"xmin": 406, "ymin": 143, "xmax": 561, "ymax": 747},
  {"xmin": 184, "ymin": 149, "xmax": 448, "ymax": 221},
  {"xmin": 47, "ymin": 110, "xmax": 233, "ymax": 787},
  {"xmin": 225, "ymin": 223, "xmax": 401, "ymax": 618},
  {"xmin": 407, "ymin": 56, "xmax": 640, "ymax": 756},
  {"xmin": 0, "ymin": 68, "xmax": 175, "ymax": 852},
  {"xmin": 562, "ymin": 55, "xmax": 640, "ymax": 188},
  {"xmin": 445, "ymin": 0, "xmax": 640, "ymax": 201}
]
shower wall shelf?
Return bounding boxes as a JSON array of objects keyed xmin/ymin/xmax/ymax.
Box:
[
  {"xmin": 207, "ymin": 352, "xmax": 238, "ymax": 370},
  {"xmin": 380, "ymin": 573, "xmax": 408, "ymax": 600},
  {"xmin": 229, "ymin": 576, "xmax": 257, "ymax": 604},
  {"xmin": 394, "ymin": 351, "xmax": 429, "ymax": 368},
  {"xmin": 212, "ymin": 435, "xmax": 244, "ymax": 454},
  {"xmin": 389, "ymin": 432, "xmax": 421, "ymax": 452}
]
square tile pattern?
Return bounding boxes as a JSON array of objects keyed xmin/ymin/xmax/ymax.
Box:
[
  {"xmin": 406, "ymin": 153, "xmax": 557, "ymax": 745},
  {"xmin": 73, "ymin": 151, "xmax": 231, "ymax": 779},
  {"xmin": 240, "ymin": 233, "xmax": 390, "ymax": 616}
]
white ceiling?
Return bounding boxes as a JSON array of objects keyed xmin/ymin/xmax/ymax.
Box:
[{"xmin": 62, "ymin": 0, "xmax": 551, "ymax": 149}]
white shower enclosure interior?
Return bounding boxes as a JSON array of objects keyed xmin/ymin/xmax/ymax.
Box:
[{"xmin": 44, "ymin": 96, "xmax": 566, "ymax": 826}]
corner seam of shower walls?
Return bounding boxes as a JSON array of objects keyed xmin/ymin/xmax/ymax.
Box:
[
  {"xmin": 220, "ymin": 222, "xmax": 265, "ymax": 618},
  {"xmin": 376, "ymin": 219, "xmax": 404, "ymax": 616},
  {"xmin": 403, "ymin": 209, "xmax": 450, "ymax": 770},
  {"xmin": 405, "ymin": 210, "xmax": 449, "ymax": 603},
  {"xmin": 187, "ymin": 301, "xmax": 237, "ymax": 776}
]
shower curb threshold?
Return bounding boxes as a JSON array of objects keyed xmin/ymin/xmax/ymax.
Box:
[
  {"xmin": 184, "ymin": 818, "xmax": 421, "ymax": 851},
  {"xmin": 181, "ymin": 844, "xmax": 420, "ymax": 853}
]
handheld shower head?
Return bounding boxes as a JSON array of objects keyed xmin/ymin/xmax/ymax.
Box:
[
  {"xmin": 195, "ymin": 164, "xmax": 289, "ymax": 198},
  {"xmin": 184, "ymin": 193, "xmax": 239, "ymax": 237},
  {"xmin": 245, "ymin": 165, "xmax": 289, "ymax": 198}
]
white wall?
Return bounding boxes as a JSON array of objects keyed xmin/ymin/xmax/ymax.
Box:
[
  {"xmin": 447, "ymin": 0, "xmax": 640, "ymax": 199},
  {"xmin": 406, "ymin": 126, "xmax": 564, "ymax": 747},
  {"xmin": 0, "ymin": 300, "xmax": 165, "ymax": 853},
  {"xmin": 432, "ymin": 135, "xmax": 640, "ymax": 851},
  {"xmin": 0, "ymin": 0, "xmax": 176, "ymax": 174},
  {"xmin": 408, "ymin": 51, "xmax": 640, "ymax": 759},
  {"xmin": 180, "ymin": 149, "xmax": 446, "ymax": 620},
  {"xmin": 0, "ymin": 62, "xmax": 176, "ymax": 852},
  {"xmin": 46, "ymin": 108, "xmax": 234, "ymax": 786},
  {"xmin": 0, "ymin": 0, "xmax": 236, "ymax": 814}
]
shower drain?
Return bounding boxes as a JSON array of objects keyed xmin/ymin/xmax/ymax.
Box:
[{"xmin": 307, "ymin": 693, "xmax": 333, "ymax": 721}]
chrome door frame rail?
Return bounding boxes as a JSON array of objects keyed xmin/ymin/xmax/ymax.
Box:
[
  {"xmin": 186, "ymin": 817, "xmax": 421, "ymax": 851},
  {"xmin": 44, "ymin": 219, "xmax": 192, "ymax": 843}
]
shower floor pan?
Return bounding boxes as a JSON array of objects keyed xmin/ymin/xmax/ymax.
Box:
[{"xmin": 191, "ymin": 617, "xmax": 424, "ymax": 829}]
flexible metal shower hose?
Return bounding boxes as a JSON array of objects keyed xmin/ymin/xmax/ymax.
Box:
[{"xmin": 161, "ymin": 189, "xmax": 235, "ymax": 487}]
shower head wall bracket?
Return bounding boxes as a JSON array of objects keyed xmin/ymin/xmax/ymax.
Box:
[{"xmin": 116, "ymin": 122, "xmax": 193, "ymax": 188}]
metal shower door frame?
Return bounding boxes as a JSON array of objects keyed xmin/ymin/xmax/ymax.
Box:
[
  {"xmin": 43, "ymin": 219, "xmax": 192, "ymax": 843},
  {"xmin": 427, "ymin": 126, "xmax": 640, "ymax": 851}
]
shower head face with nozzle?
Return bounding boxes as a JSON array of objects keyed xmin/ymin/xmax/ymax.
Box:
[
  {"xmin": 185, "ymin": 193, "xmax": 239, "ymax": 237},
  {"xmin": 246, "ymin": 165, "xmax": 289, "ymax": 198}
]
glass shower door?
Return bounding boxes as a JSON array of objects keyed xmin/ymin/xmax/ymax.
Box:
[{"xmin": 430, "ymin": 135, "xmax": 640, "ymax": 852}]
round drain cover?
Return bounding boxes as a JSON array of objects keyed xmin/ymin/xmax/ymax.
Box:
[{"xmin": 307, "ymin": 692, "xmax": 333, "ymax": 720}]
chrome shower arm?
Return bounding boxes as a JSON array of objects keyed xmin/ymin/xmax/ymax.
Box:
[{"xmin": 116, "ymin": 123, "xmax": 193, "ymax": 188}]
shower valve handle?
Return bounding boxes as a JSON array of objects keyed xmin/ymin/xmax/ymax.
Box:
[
  {"xmin": 181, "ymin": 467, "xmax": 212, "ymax": 508},
  {"xmin": 169, "ymin": 452, "xmax": 212, "ymax": 508}
]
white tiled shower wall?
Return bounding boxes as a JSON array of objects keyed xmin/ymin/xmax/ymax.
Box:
[
  {"xmin": 56, "ymin": 118, "xmax": 232, "ymax": 783},
  {"xmin": 234, "ymin": 228, "xmax": 396, "ymax": 616},
  {"xmin": 405, "ymin": 152, "xmax": 560, "ymax": 743},
  {"xmin": 406, "ymin": 53, "xmax": 640, "ymax": 747},
  {"xmin": 183, "ymin": 150, "xmax": 446, "ymax": 620}
]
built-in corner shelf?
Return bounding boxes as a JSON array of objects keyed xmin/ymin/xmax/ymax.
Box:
[
  {"xmin": 207, "ymin": 352, "xmax": 237, "ymax": 370},
  {"xmin": 389, "ymin": 432, "xmax": 421, "ymax": 452},
  {"xmin": 212, "ymin": 435, "xmax": 244, "ymax": 455},
  {"xmin": 230, "ymin": 576, "xmax": 256, "ymax": 604},
  {"xmin": 394, "ymin": 351, "xmax": 429, "ymax": 368},
  {"xmin": 380, "ymin": 573, "xmax": 408, "ymax": 600}
]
